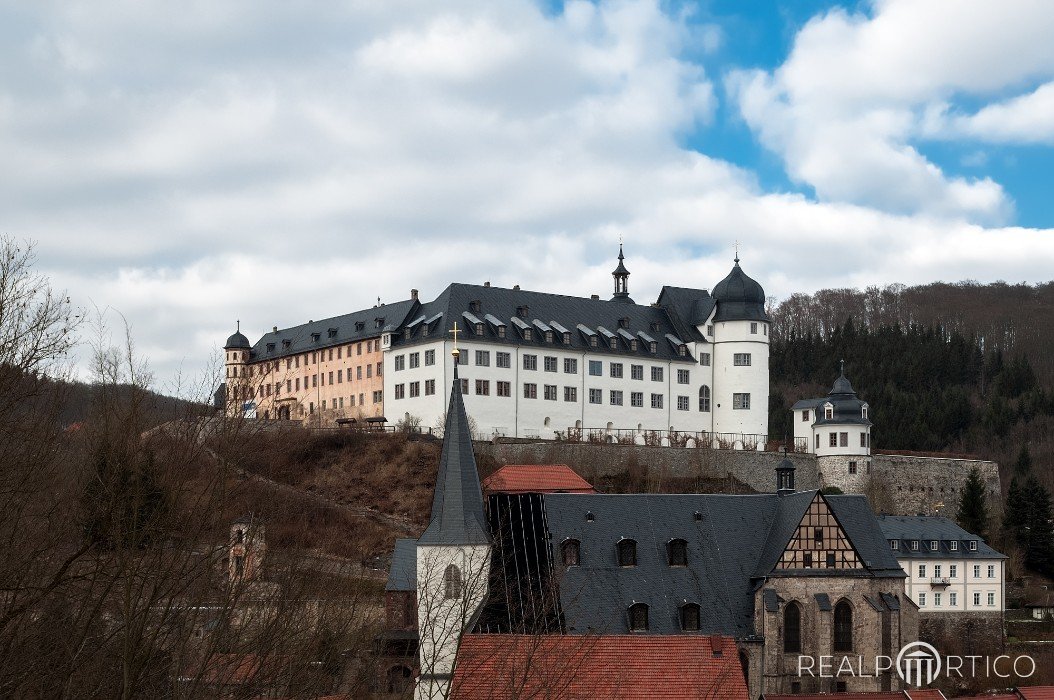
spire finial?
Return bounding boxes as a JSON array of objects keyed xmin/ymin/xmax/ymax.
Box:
[
  {"xmin": 840, "ymin": 358, "xmax": 845, "ymax": 376},
  {"xmin": 236, "ymin": 319, "xmax": 240, "ymax": 333},
  {"xmin": 734, "ymin": 239, "xmax": 740, "ymax": 264}
]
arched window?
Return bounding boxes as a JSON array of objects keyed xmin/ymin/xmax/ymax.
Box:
[
  {"xmin": 783, "ymin": 602, "xmax": 802, "ymax": 653},
  {"xmin": 668, "ymin": 539, "xmax": 688, "ymax": 566},
  {"xmin": 562, "ymin": 539, "xmax": 580, "ymax": 566},
  {"xmin": 680, "ymin": 603, "xmax": 700, "ymax": 631},
  {"xmin": 443, "ymin": 564, "xmax": 462, "ymax": 600},
  {"xmin": 699, "ymin": 385, "xmax": 711, "ymax": 412},
  {"xmin": 617, "ymin": 539, "xmax": 637, "ymax": 567},
  {"xmin": 629, "ymin": 603, "xmax": 649, "ymax": 631},
  {"xmin": 824, "ymin": 403, "xmax": 834, "ymax": 420},
  {"xmin": 833, "ymin": 600, "xmax": 853, "ymax": 652}
]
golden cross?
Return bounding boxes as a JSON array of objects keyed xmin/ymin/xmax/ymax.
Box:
[{"xmin": 449, "ymin": 322, "xmax": 461, "ymax": 355}]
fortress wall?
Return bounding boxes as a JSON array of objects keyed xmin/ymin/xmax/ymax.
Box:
[{"xmin": 475, "ymin": 442, "xmax": 1002, "ymax": 518}]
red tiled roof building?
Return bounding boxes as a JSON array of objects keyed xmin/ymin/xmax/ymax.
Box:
[{"xmin": 481, "ymin": 464, "xmax": 596, "ymax": 495}]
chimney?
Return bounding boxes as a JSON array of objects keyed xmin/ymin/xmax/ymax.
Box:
[
  {"xmin": 484, "ymin": 281, "xmax": 491, "ymax": 287},
  {"xmin": 590, "ymin": 294, "xmax": 599, "ymax": 300},
  {"xmin": 411, "ymin": 288, "xmax": 419, "ymax": 301},
  {"xmin": 513, "ymin": 284, "xmax": 520, "ymax": 290},
  {"xmin": 272, "ymin": 326, "xmax": 277, "ymax": 333}
]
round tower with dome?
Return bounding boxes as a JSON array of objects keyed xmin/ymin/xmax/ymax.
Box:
[
  {"xmin": 224, "ymin": 322, "xmax": 251, "ymax": 416},
  {"xmin": 708, "ymin": 255, "xmax": 770, "ymax": 440}
]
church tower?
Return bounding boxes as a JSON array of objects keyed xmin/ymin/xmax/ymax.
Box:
[
  {"xmin": 610, "ymin": 243, "xmax": 634, "ymax": 303},
  {"xmin": 415, "ymin": 340, "xmax": 491, "ymax": 700},
  {"xmin": 224, "ymin": 322, "xmax": 251, "ymax": 417}
]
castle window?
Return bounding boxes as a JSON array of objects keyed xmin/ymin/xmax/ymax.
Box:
[
  {"xmin": 969, "ymin": 540, "xmax": 977, "ymax": 551},
  {"xmin": 475, "ymin": 322, "xmax": 483, "ymax": 335},
  {"xmin": 802, "ymin": 410, "xmax": 809, "ymax": 422},
  {"xmin": 848, "ymin": 461, "xmax": 857, "ymax": 475},
  {"xmin": 617, "ymin": 539, "xmax": 637, "ymax": 567},
  {"xmin": 862, "ymin": 405, "xmax": 868, "ymax": 419},
  {"xmin": 668, "ymin": 539, "xmax": 688, "ymax": 566},
  {"xmin": 750, "ymin": 322, "xmax": 758, "ymax": 334},
  {"xmin": 628, "ymin": 603, "xmax": 649, "ymax": 631},
  {"xmin": 890, "ymin": 540, "xmax": 899, "ymax": 550},
  {"xmin": 443, "ymin": 564, "xmax": 462, "ymax": 599},
  {"xmin": 833, "ymin": 601, "xmax": 853, "ymax": 652},
  {"xmin": 783, "ymin": 602, "xmax": 802, "ymax": 653},
  {"xmin": 911, "ymin": 540, "xmax": 919, "ymax": 551},
  {"xmin": 732, "ymin": 393, "xmax": 750, "ymax": 410},
  {"xmin": 497, "ymin": 326, "xmax": 505, "ymax": 338},
  {"xmin": 680, "ymin": 603, "xmax": 701, "ymax": 632},
  {"xmin": 524, "ymin": 328, "xmax": 533, "ymax": 341},
  {"xmin": 829, "ymin": 432, "xmax": 837, "ymax": 447},
  {"xmin": 706, "ymin": 324, "xmax": 714, "ymax": 336},
  {"xmin": 700, "ymin": 352, "xmax": 710, "ymax": 366},
  {"xmin": 677, "ymin": 345, "xmax": 687, "ymax": 357},
  {"xmin": 562, "ymin": 539, "xmax": 580, "ymax": 566},
  {"xmin": 699, "ymin": 386, "xmax": 711, "ymax": 412},
  {"xmin": 649, "ymin": 341, "xmax": 657, "ymax": 353},
  {"xmin": 545, "ymin": 330, "xmax": 553, "ymax": 343},
  {"xmin": 840, "ymin": 432, "xmax": 848, "ymax": 447},
  {"xmin": 930, "ymin": 540, "xmax": 939, "ymax": 551},
  {"xmin": 562, "ymin": 331, "xmax": 571, "ymax": 344},
  {"xmin": 824, "ymin": 404, "xmax": 833, "ymax": 420}
]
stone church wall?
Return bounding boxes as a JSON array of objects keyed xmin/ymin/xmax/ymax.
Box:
[{"xmin": 475, "ymin": 442, "xmax": 1001, "ymax": 518}]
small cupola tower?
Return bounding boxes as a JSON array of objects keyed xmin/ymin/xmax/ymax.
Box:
[
  {"xmin": 776, "ymin": 454, "xmax": 796, "ymax": 496},
  {"xmin": 610, "ymin": 243, "xmax": 634, "ymax": 303},
  {"xmin": 415, "ymin": 337, "xmax": 492, "ymax": 700},
  {"xmin": 223, "ymin": 321, "xmax": 251, "ymax": 416}
]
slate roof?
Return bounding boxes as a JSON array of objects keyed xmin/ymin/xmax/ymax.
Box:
[
  {"xmin": 418, "ymin": 368, "xmax": 490, "ymax": 546},
  {"xmin": 791, "ymin": 369, "xmax": 872, "ymax": 426},
  {"xmin": 392, "ymin": 283, "xmax": 701, "ymax": 363},
  {"xmin": 385, "ymin": 538, "xmax": 418, "ymax": 592},
  {"xmin": 877, "ymin": 515, "xmax": 1006, "ymax": 559},
  {"xmin": 481, "ymin": 465, "xmax": 595, "ymax": 495},
  {"xmin": 450, "ymin": 634, "xmax": 749, "ymax": 700},
  {"xmin": 245, "ymin": 299, "xmax": 418, "ymax": 362},
  {"xmin": 225, "ymin": 329, "xmax": 250, "ymax": 349},
  {"xmin": 541, "ymin": 491, "xmax": 905, "ymax": 637},
  {"xmin": 766, "ymin": 692, "xmax": 948, "ymax": 700},
  {"xmin": 711, "ymin": 260, "xmax": 769, "ymax": 322}
]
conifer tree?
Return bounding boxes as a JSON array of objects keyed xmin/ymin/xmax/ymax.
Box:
[
  {"xmin": 1014, "ymin": 444, "xmax": 1033, "ymax": 476},
  {"xmin": 955, "ymin": 467, "xmax": 988, "ymax": 540},
  {"xmin": 1021, "ymin": 476, "xmax": 1054, "ymax": 576}
]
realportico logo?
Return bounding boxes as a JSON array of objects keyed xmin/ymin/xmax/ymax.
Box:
[{"xmin": 798, "ymin": 641, "xmax": 1036, "ymax": 687}]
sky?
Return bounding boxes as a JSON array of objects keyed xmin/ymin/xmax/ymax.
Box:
[{"xmin": 3, "ymin": 0, "xmax": 1053, "ymax": 393}]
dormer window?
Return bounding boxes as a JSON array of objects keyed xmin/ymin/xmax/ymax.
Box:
[
  {"xmin": 668, "ymin": 539, "xmax": 688, "ymax": 566},
  {"xmin": 677, "ymin": 345, "xmax": 687, "ymax": 357},
  {"xmin": 950, "ymin": 541, "xmax": 959, "ymax": 551},
  {"xmin": 327, "ymin": 328, "xmax": 337, "ymax": 338},
  {"xmin": 911, "ymin": 540, "xmax": 919, "ymax": 551},
  {"xmin": 824, "ymin": 404, "xmax": 834, "ymax": 420},
  {"xmin": 561, "ymin": 539, "xmax": 580, "ymax": 566},
  {"xmin": 617, "ymin": 539, "xmax": 637, "ymax": 567},
  {"xmin": 404, "ymin": 329, "xmax": 411, "ymax": 340},
  {"xmin": 545, "ymin": 330, "xmax": 553, "ymax": 343},
  {"xmin": 630, "ymin": 339, "xmax": 638, "ymax": 351},
  {"xmin": 890, "ymin": 540, "xmax": 899, "ymax": 550},
  {"xmin": 524, "ymin": 328, "xmax": 532, "ymax": 341},
  {"xmin": 266, "ymin": 343, "xmax": 275, "ymax": 353},
  {"xmin": 609, "ymin": 338, "xmax": 617, "ymax": 351},
  {"xmin": 497, "ymin": 326, "xmax": 506, "ymax": 338},
  {"xmin": 311, "ymin": 332, "xmax": 321, "ymax": 342},
  {"xmin": 930, "ymin": 540, "xmax": 939, "ymax": 551},
  {"xmin": 862, "ymin": 405, "xmax": 869, "ymax": 419},
  {"xmin": 590, "ymin": 336, "xmax": 598, "ymax": 348},
  {"xmin": 629, "ymin": 603, "xmax": 649, "ymax": 632},
  {"xmin": 968, "ymin": 540, "xmax": 977, "ymax": 551},
  {"xmin": 562, "ymin": 332, "xmax": 570, "ymax": 344},
  {"xmin": 649, "ymin": 341, "xmax": 657, "ymax": 353},
  {"xmin": 282, "ymin": 339, "xmax": 291, "ymax": 349},
  {"xmin": 422, "ymin": 326, "xmax": 430, "ymax": 337},
  {"xmin": 516, "ymin": 306, "xmax": 529, "ymax": 319},
  {"xmin": 475, "ymin": 322, "xmax": 483, "ymax": 335},
  {"xmin": 355, "ymin": 321, "xmax": 365, "ymax": 331},
  {"xmin": 470, "ymin": 300, "xmax": 481, "ymax": 313},
  {"xmin": 619, "ymin": 317, "xmax": 630, "ymax": 329}
]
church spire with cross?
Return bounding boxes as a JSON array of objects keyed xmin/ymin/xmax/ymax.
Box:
[{"xmin": 417, "ymin": 321, "xmax": 488, "ymax": 546}]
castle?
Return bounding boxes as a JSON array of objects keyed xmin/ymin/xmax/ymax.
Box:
[{"xmin": 224, "ymin": 247, "xmax": 771, "ymax": 441}]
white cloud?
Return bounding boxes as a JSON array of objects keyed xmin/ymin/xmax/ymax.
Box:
[
  {"xmin": 2, "ymin": 0, "xmax": 1053, "ymax": 392},
  {"xmin": 936, "ymin": 82, "xmax": 1054, "ymax": 144},
  {"xmin": 728, "ymin": 0, "xmax": 1054, "ymax": 222}
]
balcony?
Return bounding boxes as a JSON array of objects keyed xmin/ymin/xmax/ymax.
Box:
[{"xmin": 930, "ymin": 577, "xmax": 951, "ymax": 586}]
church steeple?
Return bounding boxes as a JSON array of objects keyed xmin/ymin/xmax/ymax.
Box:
[
  {"xmin": 418, "ymin": 342, "xmax": 489, "ymax": 546},
  {"xmin": 610, "ymin": 243, "xmax": 634, "ymax": 303}
]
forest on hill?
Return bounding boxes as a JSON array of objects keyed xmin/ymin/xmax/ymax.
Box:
[{"xmin": 767, "ymin": 281, "xmax": 1054, "ymax": 492}]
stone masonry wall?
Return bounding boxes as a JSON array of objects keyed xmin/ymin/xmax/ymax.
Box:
[{"xmin": 475, "ymin": 442, "xmax": 1001, "ymax": 518}]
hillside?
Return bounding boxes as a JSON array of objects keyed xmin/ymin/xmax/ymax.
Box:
[{"xmin": 768, "ymin": 282, "xmax": 1054, "ymax": 492}]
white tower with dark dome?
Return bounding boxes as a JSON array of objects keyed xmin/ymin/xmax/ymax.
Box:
[
  {"xmin": 223, "ymin": 323, "xmax": 251, "ymax": 416},
  {"xmin": 708, "ymin": 256, "xmax": 770, "ymax": 440}
]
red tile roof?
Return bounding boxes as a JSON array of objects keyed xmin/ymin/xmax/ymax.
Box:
[
  {"xmin": 766, "ymin": 694, "xmax": 906, "ymax": 700},
  {"xmin": 1018, "ymin": 688, "xmax": 1054, "ymax": 700},
  {"xmin": 450, "ymin": 634, "xmax": 748, "ymax": 700},
  {"xmin": 482, "ymin": 464, "xmax": 595, "ymax": 495},
  {"xmin": 907, "ymin": 691, "xmax": 949, "ymax": 700}
]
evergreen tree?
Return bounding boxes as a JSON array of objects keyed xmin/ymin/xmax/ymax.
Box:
[
  {"xmin": 1003, "ymin": 478, "xmax": 1027, "ymax": 546},
  {"xmin": 1014, "ymin": 444, "xmax": 1033, "ymax": 476},
  {"xmin": 955, "ymin": 467, "xmax": 989, "ymax": 540},
  {"xmin": 1020, "ymin": 476, "xmax": 1054, "ymax": 576}
]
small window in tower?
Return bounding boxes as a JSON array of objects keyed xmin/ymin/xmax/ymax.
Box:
[
  {"xmin": 802, "ymin": 410, "xmax": 810, "ymax": 422},
  {"xmin": 562, "ymin": 539, "xmax": 580, "ymax": 566},
  {"xmin": 628, "ymin": 603, "xmax": 649, "ymax": 631},
  {"xmin": 235, "ymin": 529, "xmax": 244, "ymax": 544},
  {"xmin": 750, "ymin": 322, "xmax": 758, "ymax": 334},
  {"xmin": 668, "ymin": 539, "xmax": 688, "ymax": 566},
  {"xmin": 680, "ymin": 603, "xmax": 701, "ymax": 632},
  {"xmin": 443, "ymin": 564, "xmax": 462, "ymax": 599},
  {"xmin": 824, "ymin": 404, "xmax": 833, "ymax": 420},
  {"xmin": 617, "ymin": 539, "xmax": 637, "ymax": 567}
]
